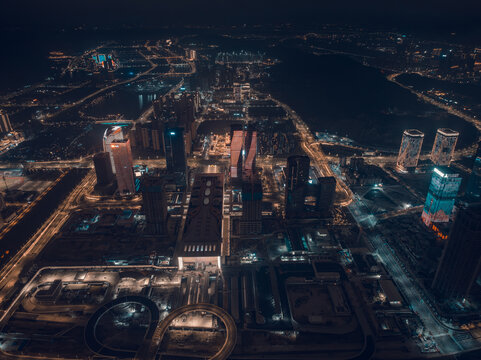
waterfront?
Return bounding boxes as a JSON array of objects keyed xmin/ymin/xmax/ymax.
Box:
[{"xmin": 266, "ymin": 46, "xmax": 479, "ymax": 150}]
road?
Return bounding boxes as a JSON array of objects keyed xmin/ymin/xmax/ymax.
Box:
[
  {"xmin": 139, "ymin": 303, "xmax": 237, "ymax": 360},
  {"xmin": 348, "ymin": 197, "xmax": 466, "ymax": 355},
  {"xmin": 267, "ymin": 93, "xmax": 354, "ymax": 206},
  {"xmin": 0, "ymin": 170, "xmax": 95, "ymax": 312},
  {"xmin": 388, "ymin": 73, "xmax": 481, "ymax": 132}
]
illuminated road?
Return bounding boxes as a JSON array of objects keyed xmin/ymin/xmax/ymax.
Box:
[
  {"xmin": 266, "ymin": 94, "xmax": 354, "ymax": 206},
  {"xmin": 388, "ymin": 73, "xmax": 481, "ymax": 132},
  {"xmin": 140, "ymin": 303, "xmax": 237, "ymax": 360},
  {"xmin": 0, "ymin": 171, "xmax": 95, "ymax": 309},
  {"xmin": 0, "ymin": 171, "xmax": 67, "ymax": 239},
  {"xmin": 349, "ymin": 198, "xmax": 467, "ymax": 355}
]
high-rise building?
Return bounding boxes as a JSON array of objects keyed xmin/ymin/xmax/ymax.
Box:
[
  {"xmin": 151, "ymin": 128, "xmax": 163, "ymax": 152},
  {"xmin": 233, "ymin": 83, "xmax": 251, "ymax": 102},
  {"xmin": 421, "ymin": 167, "xmax": 462, "ymax": 226},
  {"xmin": 230, "ymin": 129, "xmax": 244, "ymax": 179},
  {"xmin": 93, "ymin": 152, "xmax": 114, "ymax": 186},
  {"xmin": 230, "ymin": 125, "xmax": 257, "ymax": 181},
  {"xmin": 466, "ymin": 141, "xmax": 481, "ymax": 201},
  {"xmin": 0, "ymin": 110, "xmax": 13, "ymax": 134},
  {"xmin": 141, "ymin": 174, "xmax": 168, "ymax": 235},
  {"xmin": 396, "ymin": 129, "xmax": 424, "ymax": 171},
  {"xmin": 185, "ymin": 49, "xmax": 197, "ymax": 61},
  {"xmin": 140, "ymin": 126, "xmax": 150, "ymax": 148},
  {"xmin": 240, "ymin": 179, "xmax": 263, "ymax": 234},
  {"xmin": 432, "ymin": 204, "xmax": 481, "ymax": 299},
  {"xmin": 111, "ymin": 139, "xmax": 135, "ymax": 194},
  {"xmin": 243, "ymin": 127, "xmax": 257, "ymax": 179},
  {"xmin": 431, "ymin": 128, "xmax": 459, "ymax": 166},
  {"xmin": 152, "ymin": 99, "xmax": 162, "ymax": 120},
  {"xmin": 103, "ymin": 126, "xmax": 124, "ymax": 173},
  {"xmin": 316, "ymin": 176, "xmax": 336, "ymax": 215},
  {"xmin": 285, "ymin": 155, "xmax": 310, "ymax": 218},
  {"xmin": 164, "ymin": 127, "xmax": 186, "ymax": 174}
]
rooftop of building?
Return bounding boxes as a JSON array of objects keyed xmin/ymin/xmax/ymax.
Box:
[
  {"xmin": 437, "ymin": 128, "xmax": 459, "ymax": 136},
  {"xmin": 111, "ymin": 138, "xmax": 129, "ymax": 144},
  {"xmin": 104, "ymin": 126, "xmax": 123, "ymax": 139},
  {"xmin": 403, "ymin": 129, "xmax": 424, "ymax": 137},
  {"xmin": 178, "ymin": 173, "xmax": 224, "ymax": 258},
  {"xmin": 433, "ymin": 166, "xmax": 461, "ymax": 178}
]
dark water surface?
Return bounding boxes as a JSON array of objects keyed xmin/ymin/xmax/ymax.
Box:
[{"xmin": 266, "ymin": 47, "xmax": 478, "ymax": 150}]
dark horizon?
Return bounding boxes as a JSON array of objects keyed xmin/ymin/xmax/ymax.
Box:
[{"xmin": 2, "ymin": 0, "xmax": 481, "ymax": 38}]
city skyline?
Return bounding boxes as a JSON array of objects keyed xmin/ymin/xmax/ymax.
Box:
[{"xmin": 0, "ymin": 10, "xmax": 481, "ymax": 360}]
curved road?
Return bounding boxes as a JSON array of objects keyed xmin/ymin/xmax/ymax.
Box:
[
  {"xmin": 140, "ymin": 303, "xmax": 237, "ymax": 360},
  {"xmin": 84, "ymin": 296, "xmax": 160, "ymax": 358}
]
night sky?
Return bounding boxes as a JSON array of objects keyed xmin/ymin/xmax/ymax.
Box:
[{"xmin": 1, "ymin": 0, "xmax": 481, "ymax": 34}]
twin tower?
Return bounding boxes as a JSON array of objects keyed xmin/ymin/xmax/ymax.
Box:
[{"xmin": 396, "ymin": 128, "xmax": 459, "ymax": 171}]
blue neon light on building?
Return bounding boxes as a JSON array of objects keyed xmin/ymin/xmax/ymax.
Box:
[{"xmin": 422, "ymin": 167, "xmax": 461, "ymax": 226}]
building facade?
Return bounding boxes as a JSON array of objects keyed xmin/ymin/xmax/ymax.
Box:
[
  {"xmin": 103, "ymin": 126, "xmax": 124, "ymax": 173},
  {"xmin": 111, "ymin": 139, "xmax": 135, "ymax": 194},
  {"xmin": 396, "ymin": 129, "xmax": 424, "ymax": 171},
  {"xmin": 141, "ymin": 174, "xmax": 168, "ymax": 235},
  {"xmin": 239, "ymin": 179, "xmax": 263, "ymax": 235},
  {"xmin": 285, "ymin": 155, "xmax": 310, "ymax": 218},
  {"xmin": 316, "ymin": 176, "xmax": 337, "ymax": 216},
  {"xmin": 93, "ymin": 152, "xmax": 114, "ymax": 186},
  {"xmin": 164, "ymin": 127, "xmax": 187, "ymax": 174},
  {"xmin": 430, "ymin": 128, "xmax": 459, "ymax": 166},
  {"xmin": 0, "ymin": 110, "xmax": 13, "ymax": 134},
  {"xmin": 421, "ymin": 167, "xmax": 462, "ymax": 226},
  {"xmin": 432, "ymin": 204, "xmax": 481, "ymax": 299},
  {"xmin": 466, "ymin": 141, "xmax": 481, "ymax": 201},
  {"xmin": 243, "ymin": 127, "xmax": 257, "ymax": 179},
  {"xmin": 230, "ymin": 129, "xmax": 244, "ymax": 179}
]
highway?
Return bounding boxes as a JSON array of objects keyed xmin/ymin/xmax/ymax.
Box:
[{"xmin": 0, "ymin": 170, "xmax": 95, "ymax": 311}]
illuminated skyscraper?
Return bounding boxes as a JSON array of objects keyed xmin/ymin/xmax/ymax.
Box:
[
  {"xmin": 230, "ymin": 129, "xmax": 244, "ymax": 179},
  {"xmin": 141, "ymin": 174, "xmax": 168, "ymax": 235},
  {"xmin": 111, "ymin": 139, "xmax": 135, "ymax": 194},
  {"xmin": 466, "ymin": 141, "xmax": 481, "ymax": 201},
  {"xmin": 285, "ymin": 155, "xmax": 310, "ymax": 218},
  {"xmin": 103, "ymin": 126, "xmax": 124, "ymax": 173},
  {"xmin": 230, "ymin": 125, "xmax": 257, "ymax": 181},
  {"xmin": 243, "ymin": 127, "xmax": 257, "ymax": 179},
  {"xmin": 163, "ymin": 127, "xmax": 186, "ymax": 174},
  {"xmin": 396, "ymin": 129, "xmax": 424, "ymax": 171},
  {"xmin": 93, "ymin": 152, "xmax": 114, "ymax": 186},
  {"xmin": 0, "ymin": 110, "xmax": 13, "ymax": 134},
  {"xmin": 430, "ymin": 128, "xmax": 459, "ymax": 166},
  {"xmin": 432, "ymin": 203, "xmax": 481, "ymax": 299},
  {"xmin": 421, "ymin": 167, "xmax": 462, "ymax": 226},
  {"xmin": 185, "ymin": 49, "xmax": 197, "ymax": 61},
  {"xmin": 240, "ymin": 179, "xmax": 263, "ymax": 235}
]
